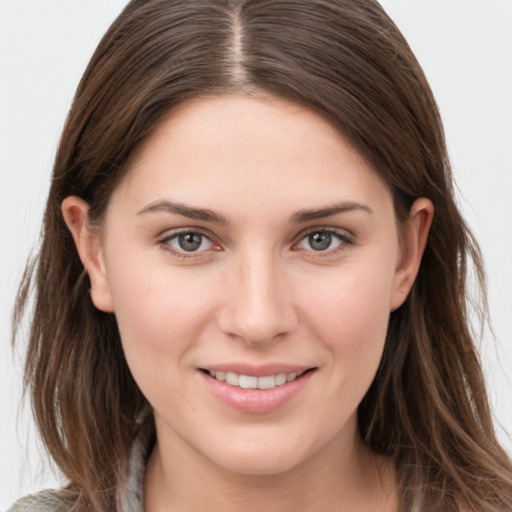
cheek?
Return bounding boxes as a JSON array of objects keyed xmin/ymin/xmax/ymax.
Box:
[
  {"xmin": 308, "ymin": 263, "xmax": 393, "ymax": 334},
  {"xmin": 106, "ymin": 264, "xmax": 221, "ymax": 411},
  {"xmin": 302, "ymin": 259, "xmax": 396, "ymax": 383},
  {"xmin": 104, "ymin": 253, "xmax": 216, "ymax": 364}
]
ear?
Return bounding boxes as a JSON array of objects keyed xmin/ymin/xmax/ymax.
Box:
[
  {"xmin": 390, "ymin": 198, "xmax": 434, "ymax": 311},
  {"xmin": 61, "ymin": 196, "xmax": 115, "ymax": 312}
]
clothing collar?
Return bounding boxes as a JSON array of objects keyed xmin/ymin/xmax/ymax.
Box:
[{"xmin": 120, "ymin": 416, "xmax": 155, "ymax": 512}]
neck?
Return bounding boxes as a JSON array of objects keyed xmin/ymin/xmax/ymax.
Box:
[{"xmin": 144, "ymin": 419, "xmax": 398, "ymax": 512}]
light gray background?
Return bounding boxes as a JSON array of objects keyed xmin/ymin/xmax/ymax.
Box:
[{"xmin": 1, "ymin": 0, "xmax": 511, "ymax": 508}]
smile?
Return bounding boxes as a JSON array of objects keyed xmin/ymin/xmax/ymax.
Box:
[
  {"xmin": 200, "ymin": 366, "xmax": 316, "ymax": 413},
  {"xmin": 207, "ymin": 370, "xmax": 305, "ymax": 389}
]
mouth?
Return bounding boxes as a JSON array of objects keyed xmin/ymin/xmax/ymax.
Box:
[
  {"xmin": 199, "ymin": 366, "xmax": 317, "ymax": 414},
  {"xmin": 200, "ymin": 368, "xmax": 316, "ymax": 390}
]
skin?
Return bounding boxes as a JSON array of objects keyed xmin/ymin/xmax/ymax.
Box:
[{"xmin": 63, "ymin": 94, "xmax": 433, "ymax": 512}]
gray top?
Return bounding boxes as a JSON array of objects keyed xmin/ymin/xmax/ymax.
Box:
[{"xmin": 7, "ymin": 422, "xmax": 152, "ymax": 512}]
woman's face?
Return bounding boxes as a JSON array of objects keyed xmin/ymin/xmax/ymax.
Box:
[{"xmin": 70, "ymin": 94, "xmax": 429, "ymax": 476}]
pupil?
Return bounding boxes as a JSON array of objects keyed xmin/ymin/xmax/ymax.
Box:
[
  {"xmin": 178, "ymin": 233, "xmax": 202, "ymax": 251},
  {"xmin": 309, "ymin": 232, "xmax": 332, "ymax": 251}
]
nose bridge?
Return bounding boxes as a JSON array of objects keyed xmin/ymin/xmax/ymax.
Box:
[{"xmin": 220, "ymin": 247, "xmax": 295, "ymax": 344}]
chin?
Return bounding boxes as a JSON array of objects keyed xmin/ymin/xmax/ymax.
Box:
[
  {"xmin": 214, "ymin": 452, "xmax": 304, "ymax": 477},
  {"xmin": 202, "ymin": 434, "xmax": 315, "ymax": 477}
]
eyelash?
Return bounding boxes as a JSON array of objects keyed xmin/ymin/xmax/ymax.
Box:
[
  {"xmin": 292, "ymin": 227, "xmax": 353, "ymax": 256},
  {"xmin": 157, "ymin": 227, "xmax": 353, "ymax": 259},
  {"xmin": 157, "ymin": 229, "xmax": 219, "ymax": 259}
]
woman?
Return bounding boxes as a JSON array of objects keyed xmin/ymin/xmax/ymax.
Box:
[{"xmin": 8, "ymin": 0, "xmax": 512, "ymax": 511}]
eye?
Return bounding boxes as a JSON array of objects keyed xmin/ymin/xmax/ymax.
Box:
[
  {"xmin": 296, "ymin": 230, "xmax": 348, "ymax": 252},
  {"xmin": 161, "ymin": 231, "xmax": 216, "ymax": 255}
]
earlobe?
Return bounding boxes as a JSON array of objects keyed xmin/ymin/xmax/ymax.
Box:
[
  {"xmin": 390, "ymin": 198, "xmax": 434, "ymax": 311},
  {"xmin": 61, "ymin": 196, "xmax": 115, "ymax": 312}
]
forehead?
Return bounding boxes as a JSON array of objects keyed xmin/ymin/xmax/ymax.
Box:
[{"xmin": 109, "ymin": 94, "xmax": 392, "ymax": 218}]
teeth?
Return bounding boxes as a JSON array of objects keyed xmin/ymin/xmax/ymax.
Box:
[
  {"xmin": 239, "ymin": 375, "xmax": 258, "ymax": 389},
  {"xmin": 225, "ymin": 372, "xmax": 239, "ymax": 386},
  {"xmin": 258, "ymin": 375, "xmax": 275, "ymax": 389},
  {"xmin": 276, "ymin": 373, "xmax": 287, "ymax": 386},
  {"xmin": 209, "ymin": 369, "xmax": 227, "ymax": 382},
  {"xmin": 208, "ymin": 370, "xmax": 303, "ymax": 389}
]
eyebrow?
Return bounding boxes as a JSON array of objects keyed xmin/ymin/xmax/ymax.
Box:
[
  {"xmin": 136, "ymin": 199, "xmax": 372, "ymax": 225},
  {"xmin": 290, "ymin": 201, "xmax": 373, "ymax": 223},
  {"xmin": 137, "ymin": 200, "xmax": 229, "ymax": 225}
]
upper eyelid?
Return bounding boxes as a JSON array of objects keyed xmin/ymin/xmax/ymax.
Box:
[
  {"xmin": 155, "ymin": 226, "xmax": 353, "ymax": 251},
  {"xmin": 157, "ymin": 226, "xmax": 216, "ymax": 242},
  {"xmin": 157, "ymin": 230, "xmax": 220, "ymax": 260},
  {"xmin": 157, "ymin": 228, "xmax": 220, "ymax": 255},
  {"xmin": 290, "ymin": 228, "xmax": 353, "ymax": 257},
  {"xmin": 295, "ymin": 226, "xmax": 354, "ymax": 241}
]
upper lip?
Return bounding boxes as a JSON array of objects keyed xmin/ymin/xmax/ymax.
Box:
[{"xmin": 199, "ymin": 363, "xmax": 315, "ymax": 377}]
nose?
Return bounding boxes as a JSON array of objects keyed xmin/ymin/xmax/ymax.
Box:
[{"xmin": 217, "ymin": 251, "xmax": 298, "ymax": 345}]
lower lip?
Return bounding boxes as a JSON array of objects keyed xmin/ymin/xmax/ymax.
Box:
[{"xmin": 200, "ymin": 370, "xmax": 315, "ymax": 414}]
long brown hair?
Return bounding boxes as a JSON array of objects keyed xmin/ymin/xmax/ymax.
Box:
[{"xmin": 14, "ymin": 1, "xmax": 512, "ymax": 510}]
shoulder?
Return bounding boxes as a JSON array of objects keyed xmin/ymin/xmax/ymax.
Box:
[{"xmin": 6, "ymin": 490, "xmax": 68, "ymax": 512}]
